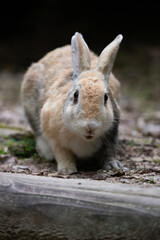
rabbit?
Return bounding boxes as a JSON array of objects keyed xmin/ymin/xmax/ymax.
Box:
[{"xmin": 21, "ymin": 32, "xmax": 123, "ymax": 174}]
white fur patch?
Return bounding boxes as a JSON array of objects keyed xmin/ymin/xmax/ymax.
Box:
[
  {"xmin": 36, "ymin": 136, "xmax": 54, "ymax": 161},
  {"xmin": 63, "ymin": 136, "xmax": 101, "ymax": 158}
]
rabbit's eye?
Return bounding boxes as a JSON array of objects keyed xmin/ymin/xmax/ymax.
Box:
[
  {"xmin": 74, "ymin": 90, "xmax": 79, "ymax": 103},
  {"xmin": 104, "ymin": 93, "xmax": 108, "ymax": 105}
]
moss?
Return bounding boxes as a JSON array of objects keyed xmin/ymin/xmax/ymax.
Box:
[
  {"xmin": 0, "ymin": 133, "xmax": 48, "ymax": 161},
  {"xmin": 6, "ymin": 138, "xmax": 16, "ymax": 147},
  {"xmin": 152, "ymin": 159, "xmax": 160, "ymax": 164},
  {"xmin": 3, "ymin": 134, "xmax": 37, "ymax": 158},
  {"xmin": 150, "ymin": 176, "xmax": 155, "ymax": 184},
  {"xmin": 0, "ymin": 147, "xmax": 7, "ymax": 155}
]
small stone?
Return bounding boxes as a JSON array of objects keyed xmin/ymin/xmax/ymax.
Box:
[
  {"xmin": 12, "ymin": 165, "xmax": 29, "ymax": 171},
  {"xmin": 120, "ymin": 178, "xmax": 130, "ymax": 184}
]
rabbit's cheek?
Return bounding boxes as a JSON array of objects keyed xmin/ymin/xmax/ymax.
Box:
[{"xmin": 104, "ymin": 104, "xmax": 114, "ymax": 129}]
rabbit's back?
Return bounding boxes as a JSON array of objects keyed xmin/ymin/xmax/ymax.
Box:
[
  {"xmin": 39, "ymin": 46, "xmax": 74, "ymax": 101},
  {"xmin": 40, "ymin": 46, "xmax": 72, "ymax": 81}
]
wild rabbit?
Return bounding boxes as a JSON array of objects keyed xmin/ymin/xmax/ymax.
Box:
[{"xmin": 21, "ymin": 32, "xmax": 123, "ymax": 174}]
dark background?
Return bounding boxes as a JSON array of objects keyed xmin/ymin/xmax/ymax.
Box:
[{"xmin": 0, "ymin": 0, "xmax": 160, "ymax": 70}]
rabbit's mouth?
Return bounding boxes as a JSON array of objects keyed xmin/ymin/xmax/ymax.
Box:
[{"xmin": 85, "ymin": 135, "xmax": 94, "ymax": 141}]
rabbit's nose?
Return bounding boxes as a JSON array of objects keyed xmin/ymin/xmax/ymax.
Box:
[{"xmin": 86, "ymin": 121, "xmax": 97, "ymax": 134}]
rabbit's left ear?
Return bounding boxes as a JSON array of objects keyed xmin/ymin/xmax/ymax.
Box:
[
  {"xmin": 96, "ymin": 34, "xmax": 123, "ymax": 82},
  {"xmin": 71, "ymin": 32, "xmax": 91, "ymax": 79}
]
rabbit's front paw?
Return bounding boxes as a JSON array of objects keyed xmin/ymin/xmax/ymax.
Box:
[
  {"xmin": 56, "ymin": 148, "xmax": 77, "ymax": 174},
  {"xmin": 103, "ymin": 159, "xmax": 122, "ymax": 171},
  {"xmin": 58, "ymin": 166, "xmax": 78, "ymax": 175}
]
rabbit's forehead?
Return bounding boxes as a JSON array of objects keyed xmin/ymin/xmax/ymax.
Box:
[
  {"xmin": 78, "ymin": 77, "xmax": 106, "ymax": 93},
  {"xmin": 77, "ymin": 77, "xmax": 106, "ymax": 119},
  {"xmin": 77, "ymin": 70, "xmax": 106, "ymax": 90}
]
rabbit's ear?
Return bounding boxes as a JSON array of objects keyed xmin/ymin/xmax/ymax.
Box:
[
  {"xmin": 71, "ymin": 32, "xmax": 91, "ymax": 79},
  {"xmin": 96, "ymin": 34, "xmax": 123, "ymax": 81}
]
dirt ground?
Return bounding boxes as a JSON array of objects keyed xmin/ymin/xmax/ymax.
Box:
[{"xmin": 0, "ymin": 51, "xmax": 160, "ymax": 186}]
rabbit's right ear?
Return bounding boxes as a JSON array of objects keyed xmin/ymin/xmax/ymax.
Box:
[{"xmin": 71, "ymin": 32, "xmax": 91, "ymax": 79}]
